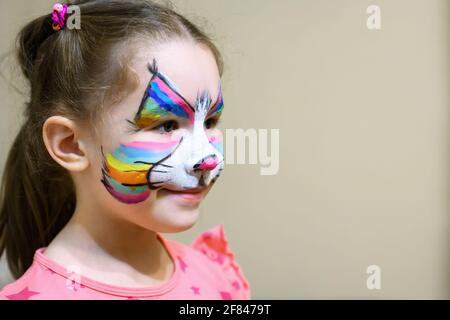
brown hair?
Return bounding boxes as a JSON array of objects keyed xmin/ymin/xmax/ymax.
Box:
[{"xmin": 0, "ymin": 0, "xmax": 223, "ymax": 279}]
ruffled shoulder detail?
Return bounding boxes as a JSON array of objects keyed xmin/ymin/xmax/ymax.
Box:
[{"xmin": 191, "ymin": 224, "xmax": 251, "ymax": 300}]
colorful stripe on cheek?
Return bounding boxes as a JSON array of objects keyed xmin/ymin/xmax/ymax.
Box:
[
  {"xmin": 112, "ymin": 144, "xmax": 176, "ymax": 164},
  {"xmin": 103, "ymin": 180, "xmax": 151, "ymax": 204},
  {"xmin": 101, "ymin": 140, "xmax": 179, "ymax": 204}
]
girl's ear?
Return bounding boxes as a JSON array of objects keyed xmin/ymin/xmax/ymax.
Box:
[{"xmin": 42, "ymin": 116, "xmax": 90, "ymax": 172}]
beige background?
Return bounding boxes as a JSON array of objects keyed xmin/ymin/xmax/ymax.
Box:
[{"xmin": 0, "ymin": 0, "xmax": 449, "ymax": 299}]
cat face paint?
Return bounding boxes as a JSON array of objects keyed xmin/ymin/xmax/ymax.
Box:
[{"xmin": 101, "ymin": 59, "xmax": 224, "ymax": 204}]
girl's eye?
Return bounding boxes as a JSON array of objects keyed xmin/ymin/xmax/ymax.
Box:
[
  {"xmin": 154, "ymin": 120, "xmax": 179, "ymax": 133},
  {"xmin": 204, "ymin": 117, "xmax": 219, "ymax": 130}
]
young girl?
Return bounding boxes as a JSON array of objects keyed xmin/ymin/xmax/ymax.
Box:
[{"xmin": 0, "ymin": 0, "xmax": 250, "ymax": 300}]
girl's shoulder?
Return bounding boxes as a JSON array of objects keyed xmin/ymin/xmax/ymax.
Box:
[
  {"xmin": 0, "ymin": 255, "xmax": 47, "ymax": 300},
  {"xmin": 165, "ymin": 224, "xmax": 251, "ymax": 300},
  {"xmin": 0, "ymin": 248, "xmax": 109, "ymax": 300}
]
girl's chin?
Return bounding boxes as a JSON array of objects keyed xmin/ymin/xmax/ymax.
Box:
[{"xmin": 153, "ymin": 204, "xmax": 201, "ymax": 233}]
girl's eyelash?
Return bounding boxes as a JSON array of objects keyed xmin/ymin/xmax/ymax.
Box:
[
  {"xmin": 154, "ymin": 120, "xmax": 179, "ymax": 133},
  {"xmin": 205, "ymin": 117, "xmax": 222, "ymax": 127},
  {"xmin": 126, "ymin": 117, "xmax": 222, "ymax": 134},
  {"xmin": 126, "ymin": 118, "xmax": 175, "ymax": 133},
  {"xmin": 126, "ymin": 119, "xmax": 141, "ymax": 133}
]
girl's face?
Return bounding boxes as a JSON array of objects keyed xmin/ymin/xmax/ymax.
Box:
[{"xmin": 87, "ymin": 40, "xmax": 224, "ymax": 233}]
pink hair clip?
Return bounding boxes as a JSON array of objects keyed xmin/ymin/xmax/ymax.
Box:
[{"xmin": 52, "ymin": 3, "xmax": 69, "ymax": 31}]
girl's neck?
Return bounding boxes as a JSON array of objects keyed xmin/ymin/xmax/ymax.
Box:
[{"xmin": 43, "ymin": 206, "xmax": 174, "ymax": 287}]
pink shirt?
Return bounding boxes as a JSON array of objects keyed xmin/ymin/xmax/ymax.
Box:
[{"xmin": 0, "ymin": 224, "xmax": 251, "ymax": 300}]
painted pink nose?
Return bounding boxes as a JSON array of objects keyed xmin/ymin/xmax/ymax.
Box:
[{"xmin": 194, "ymin": 155, "xmax": 218, "ymax": 171}]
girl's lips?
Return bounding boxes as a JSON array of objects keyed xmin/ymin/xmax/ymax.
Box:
[{"xmin": 163, "ymin": 188, "xmax": 206, "ymax": 203}]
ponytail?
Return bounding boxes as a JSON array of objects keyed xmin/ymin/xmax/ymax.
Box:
[{"xmin": 0, "ymin": 121, "xmax": 75, "ymax": 279}]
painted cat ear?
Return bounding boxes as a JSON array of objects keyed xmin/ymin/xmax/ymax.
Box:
[
  {"xmin": 206, "ymin": 88, "xmax": 224, "ymax": 119},
  {"xmin": 147, "ymin": 58, "xmax": 158, "ymax": 75},
  {"xmin": 150, "ymin": 72, "xmax": 195, "ymax": 121}
]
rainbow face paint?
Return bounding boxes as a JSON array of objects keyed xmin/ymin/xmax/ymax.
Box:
[
  {"xmin": 101, "ymin": 59, "xmax": 225, "ymax": 204},
  {"xmin": 101, "ymin": 140, "xmax": 181, "ymax": 204}
]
